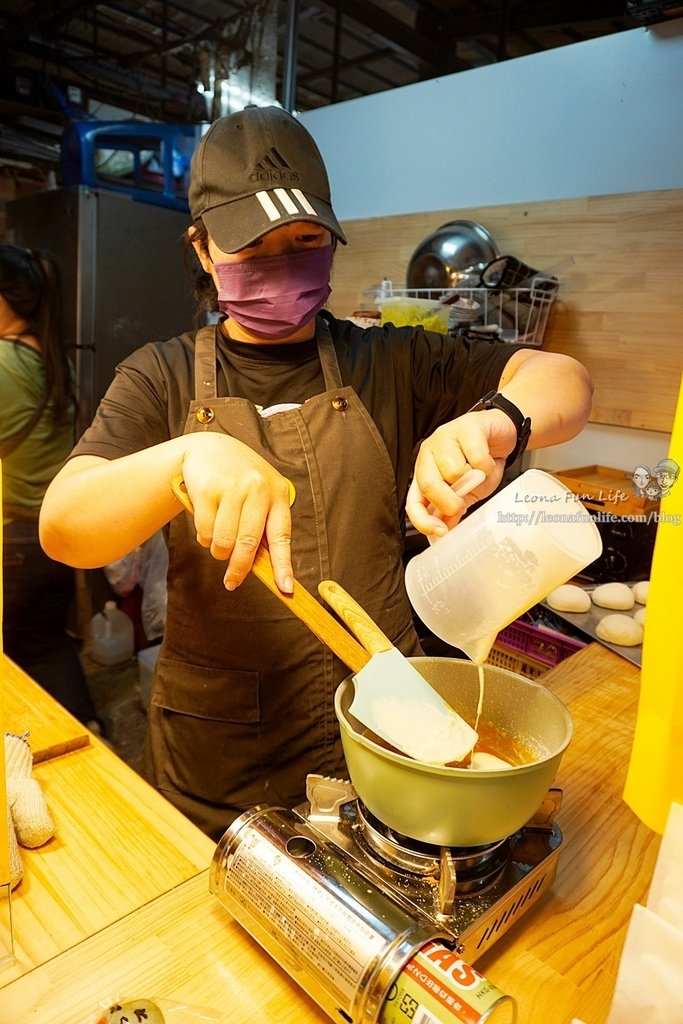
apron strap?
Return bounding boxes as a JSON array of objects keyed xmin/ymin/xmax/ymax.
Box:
[
  {"xmin": 315, "ymin": 315, "xmax": 344, "ymax": 391},
  {"xmin": 194, "ymin": 324, "xmax": 220, "ymax": 402}
]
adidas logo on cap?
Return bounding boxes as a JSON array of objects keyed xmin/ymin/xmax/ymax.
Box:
[{"xmin": 249, "ymin": 148, "xmax": 301, "ymax": 185}]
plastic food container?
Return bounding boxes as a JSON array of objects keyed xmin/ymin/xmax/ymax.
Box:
[{"xmin": 380, "ymin": 295, "xmax": 450, "ymax": 333}]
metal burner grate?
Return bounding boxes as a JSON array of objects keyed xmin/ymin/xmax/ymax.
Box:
[{"xmin": 354, "ymin": 801, "xmax": 511, "ymax": 895}]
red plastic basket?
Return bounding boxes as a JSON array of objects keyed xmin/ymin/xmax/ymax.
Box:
[
  {"xmin": 485, "ymin": 644, "xmax": 547, "ymax": 679},
  {"xmin": 495, "ymin": 619, "xmax": 585, "ymax": 668}
]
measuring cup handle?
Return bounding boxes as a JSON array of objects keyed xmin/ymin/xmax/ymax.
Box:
[{"xmin": 427, "ymin": 468, "xmax": 486, "ymax": 544}]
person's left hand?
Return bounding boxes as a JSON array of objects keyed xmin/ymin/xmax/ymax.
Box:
[{"xmin": 406, "ymin": 409, "xmax": 516, "ymax": 536}]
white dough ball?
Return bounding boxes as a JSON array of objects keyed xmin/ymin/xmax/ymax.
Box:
[
  {"xmin": 469, "ymin": 751, "xmax": 514, "ymax": 771},
  {"xmin": 546, "ymin": 584, "xmax": 591, "ymax": 613},
  {"xmin": 632, "ymin": 580, "xmax": 650, "ymax": 605},
  {"xmin": 634, "ymin": 607, "xmax": 646, "ymax": 627},
  {"xmin": 596, "ymin": 614, "xmax": 644, "ymax": 647},
  {"xmin": 591, "ymin": 582, "xmax": 635, "ymax": 610}
]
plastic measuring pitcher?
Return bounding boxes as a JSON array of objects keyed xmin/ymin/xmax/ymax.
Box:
[{"xmin": 404, "ymin": 468, "xmax": 603, "ymax": 664}]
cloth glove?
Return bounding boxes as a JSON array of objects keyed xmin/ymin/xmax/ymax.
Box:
[
  {"xmin": 4, "ymin": 731, "xmax": 56, "ymax": 889},
  {"xmin": 5, "ymin": 805, "xmax": 23, "ymax": 890}
]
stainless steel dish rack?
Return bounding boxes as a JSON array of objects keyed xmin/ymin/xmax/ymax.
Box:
[{"xmin": 381, "ymin": 279, "xmax": 559, "ymax": 347}]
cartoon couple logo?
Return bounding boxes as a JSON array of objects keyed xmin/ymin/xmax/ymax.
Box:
[{"xmin": 632, "ymin": 459, "xmax": 680, "ymax": 500}]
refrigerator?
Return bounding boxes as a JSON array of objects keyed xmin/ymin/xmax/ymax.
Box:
[{"xmin": 6, "ymin": 186, "xmax": 195, "ymax": 438}]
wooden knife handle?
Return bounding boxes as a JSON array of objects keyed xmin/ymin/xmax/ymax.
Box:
[
  {"xmin": 170, "ymin": 475, "xmax": 370, "ymax": 674},
  {"xmin": 318, "ymin": 579, "xmax": 393, "ymax": 656}
]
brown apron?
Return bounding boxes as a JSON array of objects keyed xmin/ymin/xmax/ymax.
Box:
[{"xmin": 145, "ymin": 319, "xmax": 422, "ymax": 839}]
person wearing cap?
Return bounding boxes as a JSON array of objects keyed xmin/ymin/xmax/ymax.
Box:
[{"xmin": 40, "ymin": 105, "xmax": 593, "ymax": 839}]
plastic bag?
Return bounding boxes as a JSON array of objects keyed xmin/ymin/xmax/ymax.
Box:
[
  {"xmin": 92, "ymin": 997, "xmax": 223, "ymax": 1022},
  {"xmin": 104, "ymin": 547, "xmax": 145, "ymax": 596},
  {"xmin": 104, "ymin": 532, "xmax": 168, "ymax": 642}
]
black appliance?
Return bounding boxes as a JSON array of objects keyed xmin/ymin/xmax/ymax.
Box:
[
  {"xmin": 579, "ymin": 512, "xmax": 656, "ymax": 584},
  {"xmin": 5, "ymin": 186, "xmax": 195, "ymax": 437}
]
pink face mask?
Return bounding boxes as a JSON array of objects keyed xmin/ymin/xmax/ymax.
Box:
[{"xmin": 213, "ymin": 245, "xmax": 333, "ymax": 339}]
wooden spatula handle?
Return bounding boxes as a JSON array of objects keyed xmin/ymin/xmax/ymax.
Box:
[
  {"xmin": 170, "ymin": 475, "xmax": 370, "ymax": 674},
  {"xmin": 251, "ymin": 550, "xmax": 370, "ymax": 672},
  {"xmin": 318, "ymin": 580, "xmax": 393, "ymax": 656}
]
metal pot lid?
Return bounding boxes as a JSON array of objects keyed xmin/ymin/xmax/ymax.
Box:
[{"xmin": 407, "ymin": 220, "xmax": 499, "ymax": 290}]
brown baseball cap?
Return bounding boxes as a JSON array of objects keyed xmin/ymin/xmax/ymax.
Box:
[{"xmin": 188, "ymin": 105, "xmax": 347, "ymax": 253}]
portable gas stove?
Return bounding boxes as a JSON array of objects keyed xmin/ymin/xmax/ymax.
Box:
[{"xmin": 210, "ymin": 774, "xmax": 562, "ymax": 1023}]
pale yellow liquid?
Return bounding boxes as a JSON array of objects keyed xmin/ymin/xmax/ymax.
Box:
[
  {"xmin": 461, "ymin": 661, "xmax": 485, "ymax": 767},
  {"xmin": 452, "ymin": 652, "xmax": 533, "ymax": 768},
  {"xmin": 473, "ymin": 662, "xmax": 485, "ymax": 736},
  {"xmin": 362, "ymin": 658, "xmax": 535, "ymax": 768}
]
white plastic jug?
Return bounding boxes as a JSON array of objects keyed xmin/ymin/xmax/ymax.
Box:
[
  {"xmin": 405, "ymin": 468, "xmax": 603, "ymax": 664},
  {"xmin": 89, "ymin": 600, "xmax": 135, "ymax": 666}
]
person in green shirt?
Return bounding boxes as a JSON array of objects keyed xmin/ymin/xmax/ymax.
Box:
[{"xmin": 1, "ymin": 243, "xmax": 100, "ymax": 729}]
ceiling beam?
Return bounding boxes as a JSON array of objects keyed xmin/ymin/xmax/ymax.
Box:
[
  {"xmin": 2, "ymin": 37, "xmax": 198, "ymax": 117},
  {"xmin": 298, "ymin": 46, "xmax": 404, "ymax": 86},
  {"xmin": 315, "ymin": 0, "xmax": 459, "ymax": 69},
  {"xmin": 0, "ymin": 0, "xmax": 93, "ymax": 48},
  {"xmin": 427, "ymin": 0, "xmax": 628, "ymax": 38}
]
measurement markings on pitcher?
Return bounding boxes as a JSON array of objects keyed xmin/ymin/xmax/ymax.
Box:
[{"xmin": 419, "ymin": 532, "xmax": 494, "ymax": 595}]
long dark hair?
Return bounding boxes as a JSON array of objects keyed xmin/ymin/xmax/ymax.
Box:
[
  {"xmin": 0, "ymin": 243, "xmax": 76, "ymax": 424},
  {"xmin": 181, "ymin": 218, "xmax": 219, "ymax": 330}
]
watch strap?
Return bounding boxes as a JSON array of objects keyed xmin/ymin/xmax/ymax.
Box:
[{"xmin": 468, "ymin": 390, "xmax": 532, "ymax": 468}]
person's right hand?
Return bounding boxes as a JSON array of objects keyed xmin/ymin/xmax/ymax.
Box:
[{"xmin": 178, "ymin": 432, "xmax": 294, "ymax": 593}]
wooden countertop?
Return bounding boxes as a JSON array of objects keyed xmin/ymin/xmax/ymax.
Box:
[
  {"xmin": 2, "ymin": 655, "xmax": 91, "ymax": 763},
  {"xmin": 0, "ymin": 655, "xmax": 214, "ymax": 979},
  {"xmin": 0, "ymin": 644, "xmax": 661, "ymax": 1023},
  {"xmin": 476, "ymin": 642, "xmax": 660, "ymax": 1022},
  {"xmin": 0, "ymin": 871, "xmax": 324, "ymax": 1024}
]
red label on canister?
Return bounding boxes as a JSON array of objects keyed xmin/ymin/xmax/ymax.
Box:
[{"xmin": 379, "ymin": 940, "xmax": 516, "ymax": 1024}]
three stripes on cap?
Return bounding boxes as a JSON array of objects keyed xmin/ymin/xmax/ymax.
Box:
[{"xmin": 255, "ymin": 188, "xmax": 318, "ymax": 223}]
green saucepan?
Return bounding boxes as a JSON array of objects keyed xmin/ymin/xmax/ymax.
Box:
[{"xmin": 334, "ymin": 657, "xmax": 573, "ymax": 847}]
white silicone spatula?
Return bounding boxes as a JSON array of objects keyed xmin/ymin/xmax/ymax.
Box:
[{"xmin": 318, "ymin": 580, "xmax": 477, "ymax": 765}]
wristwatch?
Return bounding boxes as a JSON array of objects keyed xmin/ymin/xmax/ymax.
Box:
[{"xmin": 468, "ymin": 390, "xmax": 532, "ymax": 468}]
